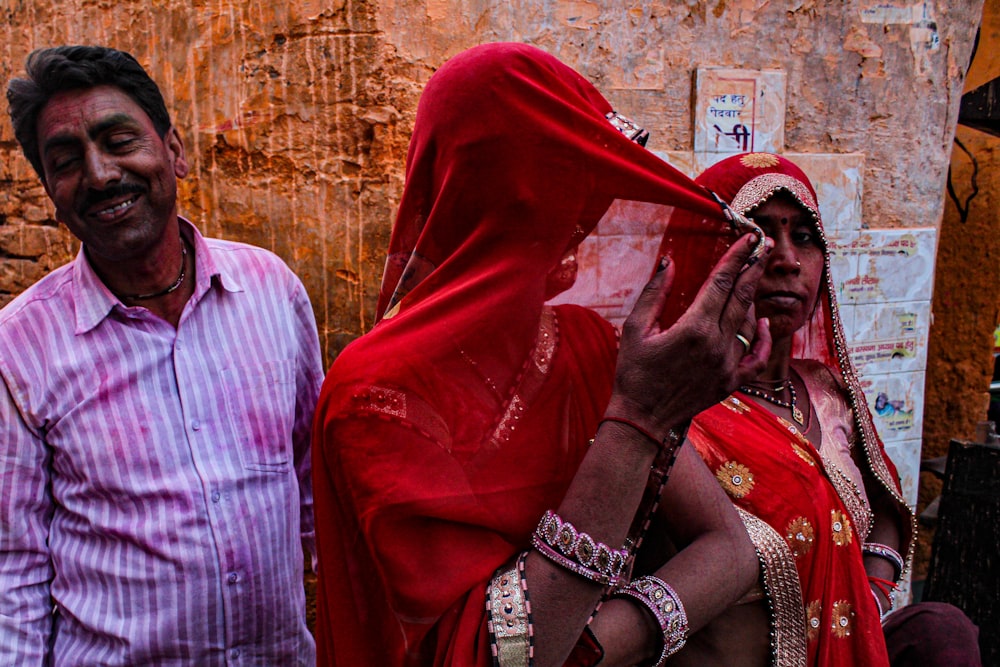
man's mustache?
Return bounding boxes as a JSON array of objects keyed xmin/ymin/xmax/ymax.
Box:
[{"xmin": 82, "ymin": 183, "xmax": 147, "ymax": 211}]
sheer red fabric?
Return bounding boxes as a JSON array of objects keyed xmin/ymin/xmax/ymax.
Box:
[
  {"xmin": 311, "ymin": 43, "xmax": 737, "ymax": 666},
  {"xmin": 660, "ymin": 153, "xmax": 915, "ymax": 666}
]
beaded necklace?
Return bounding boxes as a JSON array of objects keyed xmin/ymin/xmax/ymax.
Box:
[{"xmin": 738, "ymin": 379, "xmax": 805, "ymax": 426}]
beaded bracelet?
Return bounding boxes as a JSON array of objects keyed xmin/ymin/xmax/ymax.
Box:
[
  {"xmin": 862, "ymin": 542, "xmax": 904, "ymax": 583},
  {"xmin": 614, "ymin": 575, "xmax": 688, "ymax": 667},
  {"xmin": 531, "ymin": 510, "xmax": 630, "ymax": 587}
]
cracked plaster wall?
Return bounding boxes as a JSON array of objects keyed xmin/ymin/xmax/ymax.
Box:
[{"xmin": 0, "ymin": 1, "xmax": 984, "ymax": 363}]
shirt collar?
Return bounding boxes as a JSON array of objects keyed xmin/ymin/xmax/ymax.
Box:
[{"xmin": 72, "ymin": 217, "xmax": 244, "ymax": 334}]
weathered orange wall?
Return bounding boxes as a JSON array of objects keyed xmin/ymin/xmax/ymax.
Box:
[
  {"xmin": 0, "ymin": 1, "xmax": 425, "ymax": 362},
  {"xmin": 919, "ymin": 2, "xmax": 1000, "ymax": 575},
  {"xmin": 0, "ymin": 2, "xmax": 984, "ymax": 367}
]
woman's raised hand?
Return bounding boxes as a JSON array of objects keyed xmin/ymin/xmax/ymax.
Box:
[{"xmin": 607, "ymin": 233, "xmax": 773, "ymax": 438}]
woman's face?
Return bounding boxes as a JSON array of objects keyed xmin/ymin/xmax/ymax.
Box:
[{"xmin": 749, "ymin": 192, "xmax": 825, "ymax": 341}]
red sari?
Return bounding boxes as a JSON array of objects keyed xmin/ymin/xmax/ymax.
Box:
[
  {"xmin": 311, "ymin": 43, "xmax": 738, "ymax": 666},
  {"xmin": 660, "ymin": 153, "xmax": 915, "ymax": 667}
]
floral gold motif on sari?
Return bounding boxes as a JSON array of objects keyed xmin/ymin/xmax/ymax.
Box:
[
  {"xmin": 740, "ymin": 152, "xmax": 780, "ymax": 169},
  {"xmin": 806, "ymin": 600, "xmax": 822, "ymax": 642},
  {"xmin": 716, "ymin": 461, "xmax": 755, "ymax": 498},
  {"xmin": 783, "ymin": 422, "xmax": 812, "ymax": 450},
  {"xmin": 830, "ymin": 600, "xmax": 854, "ymax": 638},
  {"xmin": 830, "ymin": 509, "xmax": 852, "ymax": 546},
  {"xmin": 791, "ymin": 441, "xmax": 816, "ymax": 466},
  {"xmin": 785, "ymin": 517, "xmax": 814, "ymax": 557},
  {"xmin": 723, "ymin": 396, "xmax": 750, "ymax": 414}
]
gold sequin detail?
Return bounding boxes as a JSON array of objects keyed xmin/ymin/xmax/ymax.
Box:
[
  {"xmin": 785, "ymin": 517, "xmax": 815, "ymax": 557},
  {"xmin": 723, "ymin": 395, "xmax": 751, "ymax": 414},
  {"xmin": 740, "ymin": 152, "xmax": 780, "ymax": 169},
  {"xmin": 716, "ymin": 461, "xmax": 755, "ymax": 498},
  {"xmin": 806, "ymin": 600, "xmax": 822, "ymax": 642},
  {"xmin": 492, "ymin": 308, "xmax": 557, "ymax": 447},
  {"xmin": 364, "ymin": 386, "xmax": 407, "ymax": 418},
  {"xmin": 532, "ymin": 308, "xmax": 557, "ymax": 374},
  {"xmin": 831, "ymin": 600, "xmax": 854, "ymax": 638},
  {"xmin": 830, "ymin": 509, "xmax": 852, "ymax": 546}
]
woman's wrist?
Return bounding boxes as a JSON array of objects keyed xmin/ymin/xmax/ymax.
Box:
[
  {"xmin": 587, "ymin": 597, "xmax": 662, "ymax": 666},
  {"xmin": 602, "ymin": 394, "xmax": 689, "ymax": 448}
]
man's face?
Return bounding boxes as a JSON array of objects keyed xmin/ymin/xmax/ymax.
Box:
[{"xmin": 36, "ymin": 84, "xmax": 188, "ymax": 263}]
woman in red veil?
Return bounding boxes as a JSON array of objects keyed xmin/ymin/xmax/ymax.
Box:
[
  {"xmin": 657, "ymin": 152, "xmax": 979, "ymax": 667},
  {"xmin": 311, "ymin": 43, "xmax": 775, "ymax": 666}
]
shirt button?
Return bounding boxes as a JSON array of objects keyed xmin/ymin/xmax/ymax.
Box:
[
  {"xmin": 228, "ymin": 572, "xmax": 239, "ymax": 584},
  {"xmin": 191, "ymin": 420, "xmax": 201, "ymax": 431},
  {"xmin": 230, "ymin": 648, "xmax": 240, "ymax": 659},
  {"xmin": 211, "ymin": 491, "xmax": 221, "ymax": 503}
]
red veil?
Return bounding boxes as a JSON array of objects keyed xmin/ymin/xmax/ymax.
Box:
[
  {"xmin": 659, "ymin": 153, "xmax": 915, "ymax": 666},
  {"xmin": 312, "ymin": 43, "xmax": 741, "ymax": 666}
]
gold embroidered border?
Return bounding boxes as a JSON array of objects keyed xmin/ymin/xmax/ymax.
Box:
[
  {"xmin": 492, "ymin": 308, "xmax": 558, "ymax": 447},
  {"xmin": 732, "ymin": 173, "xmax": 820, "ymax": 223},
  {"xmin": 823, "ymin": 459, "xmax": 874, "ymax": 541},
  {"xmin": 736, "ymin": 507, "xmax": 808, "ymax": 667}
]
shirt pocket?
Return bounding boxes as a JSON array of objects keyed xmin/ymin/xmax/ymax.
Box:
[{"xmin": 221, "ymin": 359, "xmax": 296, "ymax": 472}]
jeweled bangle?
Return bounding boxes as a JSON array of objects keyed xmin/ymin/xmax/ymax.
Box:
[
  {"xmin": 531, "ymin": 510, "xmax": 630, "ymax": 587},
  {"xmin": 487, "ymin": 552, "xmax": 533, "ymax": 667},
  {"xmin": 862, "ymin": 542, "xmax": 904, "ymax": 583},
  {"xmin": 613, "ymin": 575, "xmax": 688, "ymax": 667}
]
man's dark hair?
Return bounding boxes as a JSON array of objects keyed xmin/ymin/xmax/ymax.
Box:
[{"xmin": 6, "ymin": 45, "xmax": 172, "ymax": 181}]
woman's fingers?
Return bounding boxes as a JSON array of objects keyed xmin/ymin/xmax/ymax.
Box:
[
  {"xmin": 737, "ymin": 317, "xmax": 771, "ymax": 382},
  {"xmin": 612, "ymin": 233, "xmax": 772, "ymax": 426},
  {"xmin": 686, "ymin": 234, "xmax": 765, "ymax": 327},
  {"xmin": 622, "ymin": 254, "xmax": 675, "ymax": 338}
]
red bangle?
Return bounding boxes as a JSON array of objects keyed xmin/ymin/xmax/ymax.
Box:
[{"xmin": 868, "ymin": 575, "xmax": 897, "ymax": 601}]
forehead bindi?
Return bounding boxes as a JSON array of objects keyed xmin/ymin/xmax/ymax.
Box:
[{"xmin": 751, "ymin": 198, "xmax": 810, "ymax": 227}]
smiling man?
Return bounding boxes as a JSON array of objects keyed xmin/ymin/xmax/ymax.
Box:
[{"xmin": 1, "ymin": 46, "xmax": 323, "ymax": 665}]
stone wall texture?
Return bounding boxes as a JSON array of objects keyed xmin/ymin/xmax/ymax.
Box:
[{"xmin": 0, "ymin": 0, "xmax": 988, "ymax": 589}]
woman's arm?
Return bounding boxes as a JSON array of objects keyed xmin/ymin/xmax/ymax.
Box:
[
  {"xmin": 526, "ymin": 234, "xmax": 773, "ymax": 667},
  {"xmin": 587, "ymin": 444, "xmax": 760, "ymax": 666},
  {"xmin": 862, "ymin": 479, "xmax": 905, "ymax": 615}
]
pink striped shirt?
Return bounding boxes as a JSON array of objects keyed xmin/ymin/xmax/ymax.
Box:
[{"xmin": 0, "ymin": 220, "xmax": 322, "ymax": 666}]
